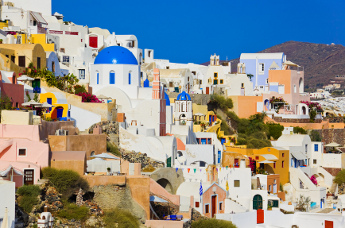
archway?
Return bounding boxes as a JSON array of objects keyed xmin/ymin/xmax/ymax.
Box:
[
  {"xmin": 156, "ymin": 178, "xmax": 173, "ymax": 194},
  {"xmin": 253, "ymin": 194, "xmax": 263, "ymax": 210},
  {"xmin": 302, "ymin": 106, "xmax": 306, "ymax": 115}
]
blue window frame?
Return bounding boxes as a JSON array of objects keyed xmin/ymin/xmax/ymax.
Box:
[
  {"xmin": 97, "ymin": 72, "xmax": 99, "ymax": 84},
  {"xmin": 128, "ymin": 73, "xmax": 131, "ymax": 84},
  {"xmin": 218, "ymin": 150, "xmax": 221, "ymax": 163},
  {"xmin": 47, "ymin": 98, "xmax": 52, "ymax": 112},
  {"xmin": 109, "ymin": 72, "xmax": 115, "ymax": 84},
  {"xmin": 314, "ymin": 144, "xmax": 318, "ymax": 152}
]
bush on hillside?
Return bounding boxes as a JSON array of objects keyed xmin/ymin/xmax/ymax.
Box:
[
  {"xmin": 42, "ymin": 167, "xmax": 89, "ymax": 199},
  {"xmin": 309, "ymin": 130, "xmax": 322, "ymax": 142},
  {"xmin": 208, "ymin": 94, "xmax": 233, "ymax": 112},
  {"xmin": 191, "ymin": 218, "xmax": 237, "ymax": 228},
  {"xmin": 267, "ymin": 122, "xmax": 284, "ymax": 140},
  {"xmin": 293, "ymin": 126, "xmax": 307, "ymax": 134},
  {"xmin": 103, "ymin": 208, "xmax": 140, "ymax": 228},
  {"xmin": 58, "ymin": 202, "xmax": 89, "ymax": 221},
  {"xmin": 17, "ymin": 185, "xmax": 41, "ymax": 213},
  {"xmin": 107, "ymin": 141, "xmax": 121, "ymax": 157},
  {"xmin": 334, "ymin": 169, "xmax": 345, "ymax": 185}
]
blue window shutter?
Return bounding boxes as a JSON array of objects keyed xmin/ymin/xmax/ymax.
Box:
[
  {"xmin": 97, "ymin": 73, "xmax": 99, "ymax": 84},
  {"xmin": 218, "ymin": 151, "xmax": 221, "ymax": 163},
  {"xmin": 110, "ymin": 72, "xmax": 115, "ymax": 84},
  {"xmin": 314, "ymin": 144, "xmax": 318, "ymax": 152},
  {"xmin": 129, "ymin": 73, "xmax": 131, "ymax": 84}
]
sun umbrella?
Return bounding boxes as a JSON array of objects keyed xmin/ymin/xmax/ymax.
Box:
[
  {"xmin": 325, "ymin": 142, "xmax": 341, "ymax": 147},
  {"xmin": 21, "ymin": 100, "xmax": 42, "ymax": 107},
  {"xmin": 91, "ymin": 153, "xmax": 119, "ymax": 160},
  {"xmin": 40, "ymin": 102, "xmax": 54, "ymax": 108},
  {"xmin": 17, "ymin": 75, "xmax": 34, "ymax": 81},
  {"xmin": 97, "ymin": 94, "xmax": 111, "ymax": 99}
]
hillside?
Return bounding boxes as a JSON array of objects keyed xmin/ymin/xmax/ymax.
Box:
[{"xmin": 203, "ymin": 41, "xmax": 345, "ymax": 89}]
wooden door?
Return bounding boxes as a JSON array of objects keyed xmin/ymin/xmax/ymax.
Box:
[
  {"xmin": 325, "ymin": 220, "xmax": 333, "ymax": 228},
  {"xmin": 89, "ymin": 36, "xmax": 98, "ymax": 48},
  {"xmin": 257, "ymin": 209, "xmax": 264, "ymax": 224},
  {"xmin": 24, "ymin": 169, "xmax": 34, "ymax": 185},
  {"xmin": 206, "ymin": 87, "xmax": 209, "ymax": 94},
  {"xmin": 211, "ymin": 195, "xmax": 217, "ymax": 218}
]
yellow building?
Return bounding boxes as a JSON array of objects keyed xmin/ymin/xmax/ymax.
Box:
[
  {"xmin": 14, "ymin": 34, "xmax": 29, "ymax": 44},
  {"xmin": 30, "ymin": 34, "xmax": 55, "ymax": 52},
  {"xmin": 0, "ymin": 21, "xmax": 9, "ymax": 30},
  {"xmin": 0, "ymin": 44, "xmax": 47, "ymax": 73},
  {"xmin": 225, "ymin": 147, "xmax": 290, "ymax": 184},
  {"xmin": 40, "ymin": 92, "xmax": 69, "ymax": 120}
]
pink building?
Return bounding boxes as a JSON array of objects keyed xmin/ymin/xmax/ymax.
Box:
[
  {"xmin": 0, "ymin": 124, "xmax": 49, "ymax": 187},
  {"xmin": 201, "ymin": 182, "xmax": 226, "ymax": 218}
]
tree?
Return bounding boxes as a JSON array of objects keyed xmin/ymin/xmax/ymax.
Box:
[
  {"xmin": 293, "ymin": 126, "xmax": 307, "ymax": 134},
  {"xmin": 295, "ymin": 195, "xmax": 311, "ymax": 212},
  {"xmin": 208, "ymin": 94, "xmax": 233, "ymax": 112},
  {"xmin": 334, "ymin": 169, "xmax": 345, "ymax": 185},
  {"xmin": 267, "ymin": 122, "xmax": 284, "ymax": 140},
  {"xmin": 309, "ymin": 130, "xmax": 322, "ymax": 141},
  {"xmin": 191, "ymin": 218, "xmax": 237, "ymax": 228}
]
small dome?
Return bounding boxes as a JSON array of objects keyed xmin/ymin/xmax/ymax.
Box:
[
  {"xmin": 94, "ymin": 46, "xmax": 138, "ymax": 65},
  {"xmin": 143, "ymin": 78, "xmax": 150, "ymax": 87},
  {"xmin": 177, "ymin": 91, "xmax": 191, "ymax": 101},
  {"xmin": 164, "ymin": 92, "xmax": 170, "ymax": 106}
]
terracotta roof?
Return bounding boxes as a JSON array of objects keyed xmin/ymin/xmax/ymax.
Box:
[{"xmin": 51, "ymin": 151, "xmax": 85, "ymax": 161}]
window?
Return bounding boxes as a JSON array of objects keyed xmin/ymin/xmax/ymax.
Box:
[
  {"xmin": 166, "ymin": 66, "xmax": 169, "ymax": 69},
  {"xmin": 305, "ymin": 144, "xmax": 308, "ymax": 153},
  {"xmin": 259, "ymin": 63, "xmax": 264, "ymax": 74},
  {"xmin": 18, "ymin": 56, "xmax": 25, "ymax": 67},
  {"xmin": 282, "ymin": 153, "xmax": 285, "ymax": 157},
  {"xmin": 205, "ymin": 204, "xmax": 209, "ymax": 213},
  {"xmin": 109, "ymin": 71, "xmax": 115, "ymax": 84},
  {"xmin": 128, "ymin": 72, "xmax": 131, "ymax": 84},
  {"xmin": 5, "ymin": 55, "xmax": 8, "ymax": 58},
  {"xmin": 269, "ymin": 185, "xmax": 272, "ymax": 192},
  {"xmin": 79, "ymin": 69, "xmax": 85, "ymax": 79},
  {"xmin": 282, "ymin": 161, "xmax": 284, "ymax": 168},
  {"xmin": 62, "ymin": 56, "xmax": 69, "ymax": 63},
  {"xmin": 195, "ymin": 202, "xmax": 199, "ymax": 208},
  {"xmin": 214, "ymin": 73, "xmax": 218, "ymax": 78},
  {"xmin": 218, "ymin": 150, "xmax": 221, "ymax": 164},
  {"xmin": 96, "ymin": 72, "xmax": 99, "ymax": 84},
  {"xmin": 17, "ymin": 36, "xmax": 22, "ymax": 44},
  {"xmin": 52, "ymin": 62, "xmax": 55, "ymax": 73},
  {"xmin": 37, "ymin": 57, "xmax": 41, "ymax": 69},
  {"xmin": 213, "ymin": 79, "xmax": 218, "ymax": 85},
  {"xmin": 18, "ymin": 148, "xmax": 26, "ymax": 156},
  {"xmin": 273, "ymin": 162, "xmax": 276, "ymax": 168},
  {"xmin": 234, "ymin": 180, "xmax": 240, "ymax": 187},
  {"xmin": 219, "ymin": 202, "xmax": 223, "ymax": 210},
  {"xmin": 241, "ymin": 83, "xmax": 244, "ymax": 88},
  {"xmin": 192, "ymin": 71, "xmax": 196, "ymax": 75},
  {"xmin": 313, "ymin": 159, "xmax": 317, "ymax": 164},
  {"xmin": 10, "ymin": 56, "xmax": 15, "ymax": 63},
  {"xmin": 255, "ymin": 156, "xmax": 259, "ymax": 160},
  {"xmin": 314, "ymin": 144, "xmax": 319, "ymax": 152},
  {"xmin": 220, "ymin": 79, "xmax": 223, "ymax": 84},
  {"xmin": 208, "ymin": 138, "xmax": 211, "ymax": 144},
  {"xmin": 169, "ymin": 82, "xmax": 174, "ymax": 87},
  {"xmin": 90, "ymin": 151, "xmax": 95, "ymax": 156},
  {"xmin": 266, "ymin": 78, "xmax": 269, "ymax": 84},
  {"xmin": 60, "ymin": 48, "xmax": 65, "ymax": 53}
]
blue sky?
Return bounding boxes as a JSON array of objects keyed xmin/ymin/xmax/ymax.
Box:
[{"xmin": 53, "ymin": 0, "xmax": 345, "ymax": 64}]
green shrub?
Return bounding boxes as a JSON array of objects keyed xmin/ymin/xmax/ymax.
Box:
[
  {"xmin": 309, "ymin": 130, "xmax": 322, "ymax": 142},
  {"xmin": 334, "ymin": 169, "xmax": 345, "ymax": 185},
  {"xmin": 103, "ymin": 208, "xmax": 140, "ymax": 228},
  {"xmin": 208, "ymin": 94, "xmax": 233, "ymax": 112},
  {"xmin": 107, "ymin": 141, "xmax": 121, "ymax": 157},
  {"xmin": 293, "ymin": 126, "xmax": 307, "ymax": 134},
  {"xmin": 191, "ymin": 218, "xmax": 237, "ymax": 228},
  {"xmin": 42, "ymin": 167, "xmax": 89, "ymax": 199},
  {"xmin": 267, "ymin": 122, "xmax": 284, "ymax": 140},
  {"xmin": 74, "ymin": 84, "xmax": 87, "ymax": 94},
  {"xmin": 18, "ymin": 195, "xmax": 39, "ymax": 213},
  {"xmin": 17, "ymin": 185, "xmax": 41, "ymax": 197},
  {"xmin": 17, "ymin": 185, "xmax": 41, "ymax": 213},
  {"xmin": 58, "ymin": 203, "xmax": 89, "ymax": 221}
]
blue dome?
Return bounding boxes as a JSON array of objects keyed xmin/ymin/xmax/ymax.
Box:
[
  {"xmin": 95, "ymin": 46, "xmax": 138, "ymax": 65},
  {"xmin": 164, "ymin": 92, "xmax": 170, "ymax": 106},
  {"xmin": 177, "ymin": 91, "xmax": 191, "ymax": 101}
]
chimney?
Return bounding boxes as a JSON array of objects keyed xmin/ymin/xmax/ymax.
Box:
[{"xmin": 240, "ymin": 159, "xmax": 246, "ymax": 168}]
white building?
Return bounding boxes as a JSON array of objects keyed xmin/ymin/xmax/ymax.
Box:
[{"xmin": 0, "ymin": 180, "xmax": 15, "ymax": 228}]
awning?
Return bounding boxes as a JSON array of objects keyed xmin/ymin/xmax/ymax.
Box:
[
  {"xmin": 91, "ymin": 153, "xmax": 119, "ymax": 160},
  {"xmin": 30, "ymin": 11, "xmax": 47, "ymax": 25},
  {"xmin": 261, "ymin": 154, "xmax": 278, "ymax": 161},
  {"xmin": 291, "ymin": 150, "xmax": 306, "ymax": 160},
  {"xmin": 325, "ymin": 142, "xmax": 341, "ymax": 147},
  {"xmin": 259, "ymin": 160, "xmax": 275, "ymax": 164},
  {"xmin": 150, "ymin": 195, "xmax": 168, "ymax": 203},
  {"xmin": 0, "ymin": 165, "xmax": 23, "ymax": 176}
]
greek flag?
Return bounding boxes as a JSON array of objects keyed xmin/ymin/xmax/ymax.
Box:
[{"xmin": 199, "ymin": 181, "xmax": 203, "ymax": 196}]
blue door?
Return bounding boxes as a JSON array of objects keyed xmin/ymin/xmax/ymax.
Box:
[
  {"xmin": 57, "ymin": 108, "xmax": 63, "ymax": 119},
  {"xmin": 109, "ymin": 72, "xmax": 115, "ymax": 84},
  {"xmin": 47, "ymin": 98, "xmax": 52, "ymax": 112},
  {"xmin": 221, "ymin": 138, "xmax": 226, "ymax": 145}
]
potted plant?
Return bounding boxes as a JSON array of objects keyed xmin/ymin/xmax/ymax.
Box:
[{"xmin": 0, "ymin": 39, "xmax": 3, "ymax": 44}]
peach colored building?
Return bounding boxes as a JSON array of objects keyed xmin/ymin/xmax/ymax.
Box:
[
  {"xmin": 50, "ymin": 151, "xmax": 86, "ymax": 176},
  {"xmin": 201, "ymin": 182, "xmax": 226, "ymax": 218},
  {"xmin": 0, "ymin": 124, "xmax": 49, "ymax": 187}
]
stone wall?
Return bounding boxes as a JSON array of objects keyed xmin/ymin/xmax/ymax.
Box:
[
  {"xmin": 272, "ymin": 117, "xmax": 321, "ymax": 123},
  {"xmin": 121, "ymin": 149, "xmax": 164, "ymax": 170},
  {"xmin": 92, "ymin": 184, "xmax": 147, "ymax": 223},
  {"xmin": 88, "ymin": 121, "xmax": 119, "ymax": 146},
  {"xmin": 315, "ymin": 128, "xmax": 345, "ymax": 145}
]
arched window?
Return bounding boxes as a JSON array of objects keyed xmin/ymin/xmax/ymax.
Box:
[
  {"xmin": 109, "ymin": 71, "xmax": 115, "ymax": 84},
  {"xmin": 128, "ymin": 72, "xmax": 131, "ymax": 85},
  {"xmin": 96, "ymin": 71, "xmax": 99, "ymax": 84}
]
